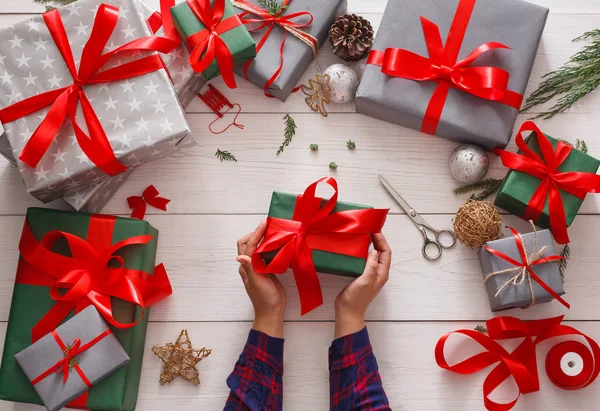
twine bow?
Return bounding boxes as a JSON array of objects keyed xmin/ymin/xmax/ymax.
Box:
[
  {"xmin": 483, "ymin": 223, "xmax": 569, "ymax": 309},
  {"xmin": 128, "ymin": 185, "xmax": 170, "ymax": 220}
]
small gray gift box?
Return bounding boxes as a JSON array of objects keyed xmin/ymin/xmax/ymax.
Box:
[
  {"xmin": 15, "ymin": 306, "xmax": 129, "ymax": 411},
  {"xmin": 232, "ymin": 0, "xmax": 347, "ymax": 102},
  {"xmin": 0, "ymin": 0, "xmax": 193, "ymax": 204},
  {"xmin": 478, "ymin": 229, "xmax": 565, "ymax": 312},
  {"xmin": 355, "ymin": 0, "xmax": 548, "ymax": 148}
]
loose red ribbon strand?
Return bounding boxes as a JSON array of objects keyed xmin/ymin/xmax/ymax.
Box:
[
  {"xmin": 0, "ymin": 5, "xmax": 179, "ymax": 175},
  {"xmin": 435, "ymin": 316, "xmax": 600, "ymax": 411},
  {"xmin": 492, "ymin": 121, "xmax": 600, "ymax": 244},
  {"xmin": 366, "ymin": 0, "xmax": 523, "ymax": 135},
  {"xmin": 128, "ymin": 185, "xmax": 171, "ymax": 220},
  {"xmin": 251, "ymin": 177, "xmax": 389, "ymax": 315}
]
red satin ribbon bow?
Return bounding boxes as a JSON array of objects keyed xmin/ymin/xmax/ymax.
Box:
[
  {"xmin": 251, "ymin": 177, "xmax": 389, "ymax": 315},
  {"xmin": 483, "ymin": 226, "xmax": 569, "ymax": 308},
  {"xmin": 235, "ymin": 0, "xmax": 317, "ymax": 97},
  {"xmin": 31, "ymin": 328, "xmax": 113, "ymax": 386},
  {"xmin": 435, "ymin": 316, "xmax": 600, "ymax": 411},
  {"xmin": 128, "ymin": 185, "xmax": 171, "ymax": 220},
  {"xmin": 492, "ymin": 121, "xmax": 600, "ymax": 244},
  {"xmin": 16, "ymin": 214, "xmax": 172, "ymax": 343},
  {"xmin": 366, "ymin": 0, "xmax": 522, "ymax": 135},
  {"xmin": 0, "ymin": 5, "xmax": 178, "ymax": 174},
  {"xmin": 184, "ymin": 0, "xmax": 243, "ymax": 88}
]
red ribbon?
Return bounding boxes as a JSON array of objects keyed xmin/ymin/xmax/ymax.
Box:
[
  {"xmin": 483, "ymin": 226, "xmax": 569, "ymax": 308},
  {"xmin": 128, "ymin": 185, "xmax": 171, "ymax": 220},
  {"xmin": 0, "ymin": 5, "xmax": 178, "ymax": 174},
  {"xmin": 31, "ymin": 328, "xmax": 112, "ymax": 386},
  {"xmin": 435, "ymin": 316, "xmax": 600, "ymax": 411},
  {"xmin": 235, "ymin": 0, "xmax": 317, "ymax": 97},
  {"xmin": 251, "ymin": 177, "xmax": 389, "ymax": 315},
  {"xmin": 16, "ymin": 214, "xmax": 172, "ymax": 344},
  {"xmin": 492, "ymin": 121, "xmax": 600, "ymax": 244},
  {"xmin": 184, "ymin": 0, "xmax": 243, "ymax": 88},
  {"xmin": 366, "ymin": 0, "xmax": 523, "ymax": 135}
]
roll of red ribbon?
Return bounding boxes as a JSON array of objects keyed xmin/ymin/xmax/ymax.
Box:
[{"xmin": 546, "ymin": 341, "xmax": 594, "ymax": 390}]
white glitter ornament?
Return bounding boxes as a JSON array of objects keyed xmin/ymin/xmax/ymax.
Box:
[
  {"xmin": 322, "ymin": 64, "xmax": 359, "ymax": 104},
  {"xmin": 448, "ymin": 144, "xmax": 489, "ymax": 184}
]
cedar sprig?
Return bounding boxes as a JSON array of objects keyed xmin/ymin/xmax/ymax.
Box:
[
  {"xmin": 474, "ymin": 324, "xmax": 488, "ymax": 334},
  {"xmin": 277, "ymin": 114, "xmax": 297, "ymax": 155},
  {"xmin": 258, "ymin": 0, "xmax": 288, "ymax": 16},
  {"xmin": 215, "ymin": 149, "xmax": 237, "ymax": 162},
  {"xmin": 522, "ymin": 29, "xmax": 600, "ymax": 119},
  {"xmin": 453, "ymin": 178, "xmax": 504, "ymax": 201},
  {"xmin": 559, "ymin": 244, "xmax": 571, "ymax": 283}
]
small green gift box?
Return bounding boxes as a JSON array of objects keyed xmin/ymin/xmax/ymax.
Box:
[
  {"xmin": 495, "ymin": 132, "xmax": 600, "ymax": 231},
  {"xmin": 171, "ymin": 0, "xmax": 256, "ymax": 81},
  {"xmin": 0, "ymin": 208, "xmax": 162, "ymax": 411}
]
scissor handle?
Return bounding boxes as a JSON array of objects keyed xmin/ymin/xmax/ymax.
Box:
[
  {"xmin": 435, "ymin": 229, "xmax": 456, "ymax": 249},
  {"xmin": 422, "ymin": 238, "xmax": 442, "ymax": 260}
]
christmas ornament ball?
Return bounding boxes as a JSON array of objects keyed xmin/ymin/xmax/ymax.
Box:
[
  {"xmin": 448, "ymin": 144, "xmax": 489, "ymax": 184},
  {"xmin": 322, "ymin": 64, "xmax": 359, "ymax": 104}
]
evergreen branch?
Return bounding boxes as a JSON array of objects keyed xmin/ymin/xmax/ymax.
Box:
[
  {"xmin": 453, "ymin": 178, "xmax": 503, "ymax": 200},
  {"xmin": 576, "ymin": 139, "xmax": 589, "ymax": 153},
  {"xmin": 522, "ymin": 29, "xmax": 600, "ymax": 119},
  {"xmin": 346, "ymin": 140, "xmax": 356, "ymax": 149},
  {"xmin": 215, "ymin": 149, "xmax": 237, "ymax": 162},
  {"xmin": 33, "ymin": 0, "xmax": 76, "ymax": 6},
  {"xmin": 277, "ymin": 114, "xmax": 297, "ymax": 155},
  {"xmin": 310, "ymin": 144, "xmax": 319, "ymax": 151},
  {"xmin": 559, "ymin": 244, "xmax": 571, "ymax": 283},
  {"xmin": 258, "ymin": 0, "xmax": 287, "ymax": 16},
  {"xmin": 475, "ymin": 324, "xmax": 488, "ymax": 334}
]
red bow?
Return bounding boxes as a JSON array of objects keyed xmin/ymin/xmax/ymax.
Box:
[
  {"xmin": 435, "ymin": 316, "xmax": 600, "ymax": 411},
  {"xmin": 234, "ymin": 0, "xmax": 317, "ymax": 97},
  {"xmin": 492, "ymin": 121, "xmax": 600, "ymax": 244},
  {"xmin": 184, "ymin": 0, "xmax": 243, "ymax": 88},
  {"xmin": 31, "ymin": 329, "xmax": 113, "ymax": 386},
  {"xmin": 483, "ymin": 226, "xmax": 569, "ymax": 308},
  {"xmin": 128, "ymin": 185, "xmax": 171, "ymax": 220},
  {"xmin": 0, "ymin": 5, "xmax": 178, "ymax": 174},
  {"xmin": 366, "ymin": 0, "xmax": 522, "ymax": 135},
  {"xmin": 251, "ymin": 177, "xmax": 389, "ymax": 315},
  {"xmin": 16, "ymin": 214, "xmax": 172, "ymax": 343}
]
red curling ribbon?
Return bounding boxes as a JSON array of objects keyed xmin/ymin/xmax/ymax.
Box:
[
  {"xmin": 435, "ymin": 316, "xmax": 600, "ymax": 411},
  {"xmin": 31, "ymin": 328, "xmax": 112, "ymax": 386},
  {"xmin": 233, "ymin": 0, "xmax": 317, "ymax": 98},
  {"xmin": 482, "ymin": 226, "xmax": 569, "ymax": 309},
  {"xmin": 16, "ymin": 214, "xmax": 172, "ymax": 343},
  {"xmin": 366, "ymin": 0, "xmax": 523, "ymax": 135},
  {"xmin": 128, "ymin": 185, "xmax": 171, "ymax": 220},
  {"xmin": 492, "ymin": 121, "xmax": 600, "ymax": 244},
  {"xmin": 184, "ymin": 0, "xmax": 242, "ymax": 88},
  {"xmin": 251, "ymin": 177, "xmax": 389, "ymax": 315},
  {"xmin": 0, "ymin": 5, "xmax": 178, "ymax": 174}
]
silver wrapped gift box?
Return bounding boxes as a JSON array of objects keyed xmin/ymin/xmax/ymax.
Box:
[
  {"xmin": 355, "ymin": 0, "xmax": 548, "ymax": 148},
  {"xmin": 15, "ymin": 306, "xmax": 130, "ymax": 411},
  {"xmin": 0, "ymin": 0, "xmax": 192, "ymax": 203},
  {"xmin": 478, "ymin": 229, "xmax": 565, "ymax": 312}
]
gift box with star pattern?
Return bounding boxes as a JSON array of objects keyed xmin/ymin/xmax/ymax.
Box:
[{"xmin": 0, "ymin": 0, "xmax": 193, "ymax": 204}]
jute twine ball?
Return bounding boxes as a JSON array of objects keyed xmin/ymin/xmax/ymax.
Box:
[{"xmin": 453, "ymin": 200, "xmax": 502, "ymax": 248}]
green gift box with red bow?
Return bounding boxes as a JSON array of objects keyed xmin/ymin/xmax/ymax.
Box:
[{"xmin": 0, "ymin": 208, "xmax": 171, "ymax": 410}]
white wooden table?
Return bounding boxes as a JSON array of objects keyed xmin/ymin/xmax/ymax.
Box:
[{"xmin": 2, "ymin": 0, "xmax": 600, "ymax": 410}]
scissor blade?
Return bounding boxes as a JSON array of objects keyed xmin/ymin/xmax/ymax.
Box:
[{"xmin": 378, "ymin": 175, "xmax": 414, "ymax": 215}]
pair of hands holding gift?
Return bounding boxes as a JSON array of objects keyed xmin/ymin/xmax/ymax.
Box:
[{"xmin": 236, "ymin": 220, "xmax": 392, "ymax": 338}]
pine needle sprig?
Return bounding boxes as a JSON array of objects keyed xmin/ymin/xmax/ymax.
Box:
[
  {"xmin": 277, "ymin": 114, "xmax": 297, "ymax": 155},
  {"xmin": 475, "ymin": 324, "xmax": 488, "ymax": 334},
  {"xmin": 559, "ymin": 244, "xmax": 571, "ymax": 283},
  {"xmin": 215, "ymin": 149, "xmax": 237, "ymax": 162},
  {"xmin": 258, "ymin": 0, "xmax": 287, "ymax": 16},
  {"xmin": 34, "ymin": 0, "xmax": 76, "ymax": 8},
  {"xmin": 453, "ymin": 178, "xmax": 503, "ymax": 200},
  {"xmin": 576, "ymin": 139, "xmax": 589, "ymax": 153},
  {"xmin": 522, "ymin": 29, "xmax": 600, "ymax": 119}
]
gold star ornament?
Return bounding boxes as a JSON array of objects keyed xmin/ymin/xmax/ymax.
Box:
[
  {"xmin": 152, "ymin": 329, "xmax": 212, "ymax": 385},
  {"xmin": 301, "ymin": 73, "xmax": 331, "ymax": 117}
]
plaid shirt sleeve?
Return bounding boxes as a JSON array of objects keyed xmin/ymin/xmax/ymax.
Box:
[
  {"xmin": 329, "ymin": 327, "xmax": 391, "ymax": 411},
  {"xmin": 224, "ymin": 329, "xmax": 284, "ymax": 411}
]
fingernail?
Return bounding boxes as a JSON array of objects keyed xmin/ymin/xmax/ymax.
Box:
[
  {"xmin": 371, "ymin": 250, "xmax": 379, "ymax": 259},
  {"xmin": 236, "ymin": 256, "xmax": 244, "ymax": 263}
]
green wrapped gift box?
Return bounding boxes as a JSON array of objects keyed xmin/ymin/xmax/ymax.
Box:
[
  {"xmin": 495, "ymin": 132, "xmax": 600, "ymax": 230},
  {"xmin": 0, "ymin": 208, "xmax": 160, "ymax": 411},
  {"xmin": 171, "ymin": 0, "xmax": 256, "ymax": 81}
]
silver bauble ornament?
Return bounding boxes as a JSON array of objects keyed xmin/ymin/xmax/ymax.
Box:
[
  {"xmin": 322, "ymin": 64, "xmax": 359, "ymax": 104},
  {"xmin": 448, "ymin": 144, "xmax": 489, "ymax": 184}
]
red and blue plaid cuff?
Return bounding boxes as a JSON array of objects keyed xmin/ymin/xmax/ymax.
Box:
[
  {"xmin": 245, "ymin": 329, "xmax": 285, "ymax": 375},
  {"xmin": 329, "ymin": 327, "xmax": 373, "ymax": 372}
]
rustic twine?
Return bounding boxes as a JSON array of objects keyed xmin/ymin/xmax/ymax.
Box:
[
  {"xmin": 453, "ymin": 200, "xmax": 502, "ymax": 248},
  {"xmin": 152, "ymin": 330, "xmax": 212, "ymax": 385}
]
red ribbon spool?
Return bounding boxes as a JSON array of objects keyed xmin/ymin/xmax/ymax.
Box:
[{"xmin": 546, "ymin": 341, "xmax": 595, "ymax": 390}]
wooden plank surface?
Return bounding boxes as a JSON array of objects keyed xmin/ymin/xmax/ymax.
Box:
[{"xmin": 1, "ymin": 0, "xmax": 600, "ymax": 410}]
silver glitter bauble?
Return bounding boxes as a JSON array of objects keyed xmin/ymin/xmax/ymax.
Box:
[
  {"xmin": 322, "ymin": 64, "xmax": 359, "ymax": 104},
  {"xmin": 448, "ymin": 144, "xmax": 489, "ymax": 184}
]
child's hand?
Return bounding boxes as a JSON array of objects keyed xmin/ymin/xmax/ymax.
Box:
[
  {"xmin": 334, "ymin": 233, "xmax": 392, "ymax": 338},
  {"xmin": 237, "ymin": 220, "xmax": 287, "ymax": 338}
]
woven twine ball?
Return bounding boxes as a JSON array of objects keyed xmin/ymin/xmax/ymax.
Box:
[{"xmin": 453, "ymin": 200, "xmax": 502, "ymax": 248}]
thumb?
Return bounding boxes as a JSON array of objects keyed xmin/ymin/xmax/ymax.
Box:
[
  {"xmin": 236, "ymin": 255, "xmax": 256, "ymax": 280},
  {"xmin": 361, "ymin": 250, "xmax": 379, "ymax": 282}
]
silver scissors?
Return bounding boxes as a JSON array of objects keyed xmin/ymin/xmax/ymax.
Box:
[{"xmin": 379, "ymin": 175, "xmax": 456, "ymax": 260}]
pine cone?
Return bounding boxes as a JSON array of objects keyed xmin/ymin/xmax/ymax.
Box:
[{"xmin": 329, "ymin": 14, "xmax": 374, "ymax": 62}]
